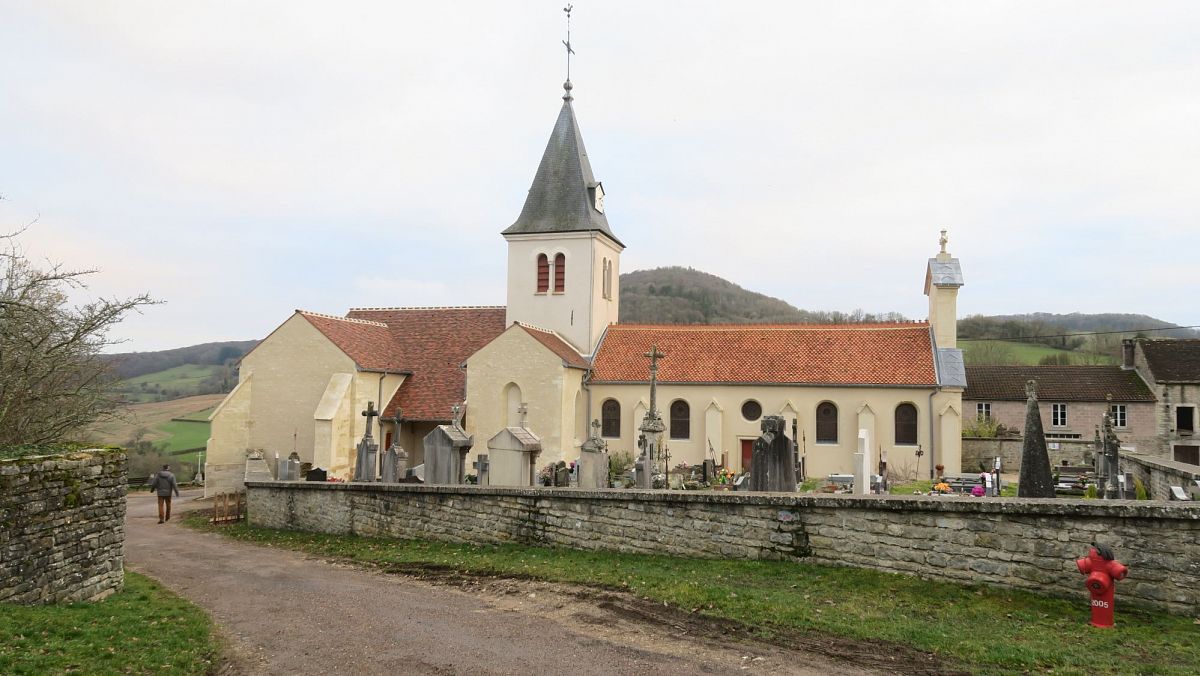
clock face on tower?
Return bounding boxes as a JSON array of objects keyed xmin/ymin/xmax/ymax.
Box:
[{"xmin": 592, "ymin": 183, "xmax": 605, "ymax": 213}]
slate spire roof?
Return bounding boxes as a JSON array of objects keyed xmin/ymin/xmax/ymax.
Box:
[{"xmin": 502, "ymin": 83, "xmax": 623, "ymax": 247}]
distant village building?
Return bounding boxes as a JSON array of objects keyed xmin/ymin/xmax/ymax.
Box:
[
  {"xmin": 962, "ymin": 365, "xmax": 1157, "ymax": 450},
  {"xmin": 1127, "ymin": 338, "xmax": 1200, "ymax": 463},
  {"xmin": 204, "ymin": 80, "xmax": 968, "ymax": 495}
]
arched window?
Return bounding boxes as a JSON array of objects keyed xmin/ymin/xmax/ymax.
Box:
[
  {"xmin": 536, "ymin": 254, "xmax": 549, "ymax": 293},
  {"xmin": 601, "ymin": 399, "xmax": 621, "ymax": 438},
  {"xmin": 669, "ymin": 400, "xmax": 690, "ymax": 439},
  {"xmin": 895, "ymin": 403, "xmax": 918, "ymax": 445},
  {"xmin": 816, "ymin": 402, "xmax": 838, "ymax": 443},
  {"xmin": 554, "ymin": 253, "xmax": 566, "ymax": 292}
]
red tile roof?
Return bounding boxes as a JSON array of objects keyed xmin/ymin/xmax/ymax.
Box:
[
  {"xmin": 515, "ymin": 323, "xmax": 589, "ymax": 369},
  {"xmin": 591, "ymin": 323, "xmax": 937, "ymax": 386},
  {"xmin": 298, "ymin": 312, "xmax": 408, "ymax": 373},
  {"xmin": 963, "ymin": 365, "xmax": 1156, "ymax": 402},
  {"xmin": 344, "ymin": 307, "xmax": 506, "ymax": 421},
  {"xmin": 1138, "ymin": 339, "xmax": 1200, "ymax": 383}
]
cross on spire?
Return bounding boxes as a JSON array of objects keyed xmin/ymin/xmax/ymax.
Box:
[{"xmin": 562, "ymin": 5, "xmax": 575, "ymax": 81}]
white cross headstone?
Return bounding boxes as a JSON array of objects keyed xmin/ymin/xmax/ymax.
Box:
[{"xmin": 854, "ymin": 429, "xmax": 871, "ymax": 495}]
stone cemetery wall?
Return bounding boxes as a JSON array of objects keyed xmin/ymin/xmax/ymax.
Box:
[
  {"xmin": 0, "ymin": 449, "xmax": 127, "ymax": 604},
  {"xmin": 248, "ymin": 481, "xmax": 1200, "ymax": 615},
  {"xmin": 962, "ymin": 437, "xmax": 1095, "ymax": 472},
  {"xmin": 1122, "ymin": 454, "xmax": 1200, "ymax": 500}
]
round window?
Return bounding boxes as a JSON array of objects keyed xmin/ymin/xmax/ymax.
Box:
[{"xmin": 741, "ymin": 400, "xmax": 762, "ymax": 421}]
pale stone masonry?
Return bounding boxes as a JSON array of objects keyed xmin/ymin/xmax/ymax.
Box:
[
  {"xmin": 248, "ymin": 481, "xmax": 1200, "ymax": 615},
  {"xmin": 0, "ymin": 449, "xmax": 127, "ymax": 604}
]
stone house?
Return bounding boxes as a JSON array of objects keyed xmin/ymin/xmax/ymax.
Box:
[
  {"xmin": 1127, "ymin": 338, "xmax": 1200, "ymax": 464},
  {"xmin": 962, "ymin": 365, "xmax": 1157, "ymax": 451}
]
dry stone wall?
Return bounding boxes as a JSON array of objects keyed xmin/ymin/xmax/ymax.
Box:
[
  {"xmin": 247, "ymin": 482, "xmax": 1200, "ymax": 615},
  {"xmin": 0, "ymin": 450, "xmax": 127, "ymax": 604},
  {"xmin": 1123, "ymin": 454, "xmax": 1200, "ymax": 500}
]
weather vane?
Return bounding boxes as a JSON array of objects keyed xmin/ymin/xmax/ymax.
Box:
[{"xmin": 563, "ymin": 4, "xmax": 575, "ymax": 81}]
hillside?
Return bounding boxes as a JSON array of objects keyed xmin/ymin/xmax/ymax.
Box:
[
  {"xmin": 102, "ymin": 339, "xmax": 258, "ymax": 379},
  {"xmin": 618, "ymin": 267, "xmax": 905, "ymax": 325},
  {"xmin": 102, "ymin": 340, "xmax": 257, "ymax": 402}
]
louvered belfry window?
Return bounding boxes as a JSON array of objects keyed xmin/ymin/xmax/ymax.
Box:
[
  {"xmin": 554, "ymin": 253, "xmax": 566, "ymax": 292},
  {"xmin": 536, "ymin": 254, "xmax": 549, "ymax": 293}
]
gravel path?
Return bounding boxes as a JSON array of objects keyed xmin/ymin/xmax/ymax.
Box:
[{"xmin": 124, "ymin": 491, "xmax": 877, "ymax": 675}]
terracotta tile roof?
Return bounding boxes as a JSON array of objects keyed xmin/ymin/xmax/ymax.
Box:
[
  {"xmin": 298, "ymin": 311, "xmax": 408, "ymax": 373},
  {"xmin": 1138, "ymin": 339, "xmax": 1200, "ymax": 383},
  {"xmin": 963, "ymin": 365, "xmax": 1155, "ymax": 402},
  {"xmin": 516, "ymin": 323, "xmax": 589, "ymax": 369},
  {"xmin": 590, "ymin": 323, "xmax": 937, "ymax": 386},
  {"xmin": 344, "ymin": 307, "xmax": 506, "ymax": 421}
]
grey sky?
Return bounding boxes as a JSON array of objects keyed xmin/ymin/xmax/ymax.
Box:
[{"xmin": 2, "ymin": 2, "xmax": 1197, "ymax": 352}]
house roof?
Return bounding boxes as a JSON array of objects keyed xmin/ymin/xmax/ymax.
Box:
[
  {"xmin": 590, "ymin": 323, "xmax": 939, "ymax": 386},
  {"xmin": 515, "ymin": 323, "xmax": 590, "ymax": 369},
  {"xmin": 342, "ymin": 307, "xmax": 507, "ymax": 421},
  {"xmin": 500, "ymin": 88, "xmax": 623, "ymax": 247},
  {"xmin": 298, "ymin": 312, "xmax": 409, "ymax": 373},
  {"xmin": 963, "ymin": 365, "xmax": 1156, "ymax": 402},
  {"xmin": 1138, "ymin": 338, "xmax": 1200, "ymax": 383}
]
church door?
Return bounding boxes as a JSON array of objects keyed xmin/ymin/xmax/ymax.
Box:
[{"xmin": 740, "ymin": 439, "xmax": 754, "ymax": 473}]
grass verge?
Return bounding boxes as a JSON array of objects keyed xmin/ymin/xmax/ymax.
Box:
[
  {"xmin": 186, "ymin": 515, "xmax": 1199, "ymax": 674},
  {"xmin": 0, "ymin": 571, "xmax": 220, "ymax": 675}
]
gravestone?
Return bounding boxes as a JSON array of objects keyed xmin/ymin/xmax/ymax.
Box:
[
  {"xmin": 702, "ymin": 459, "xmax": 716, "ymax": 485},
  {"xmin": 424, "ymin": 408, "xmax": 473, "ymax": 485},
  {"xmin": 353, "ymin": 401, "xmax": 380, "ymax": 482},
  {"xmin": 305, "ymin": 467, "xmax": 328, "ymax": 482},
  {"xmin": 1017, "ymin": 380, "xmax": 1056, "ymax": 498},
  {"xmin": 381, "ymin": 418, "xmax": 408, "ymax": 483},
  {"xmin": 245, "ymin": 450, "xmax": 273, "ymax": 483},
  {"xmin": 578, "ymin": 419, "xmax": 609, "ymax": 489},
  {"xmin": 472, "ymin": 454, "xmax": 490, "ymax": 486},
  {"xmin": 553, "ymin": 461, "xmax": 571, "ymax": 487},
  {"xmin": 853, "ymin": 429, "xmax": 871, "ymax": 495},
  {"xmin": 487, "ymin": 404, "xmax": 542, "ymax": 486},
  {"xmin": 1101, "ymin": 410, "xmax": 1123, "ymax": 500},
  {"xmin": 748, "ymin": 416, "xmax": 797, "ymax": 492}
]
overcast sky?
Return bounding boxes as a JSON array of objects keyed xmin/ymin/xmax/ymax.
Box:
[{"xmin": 2, "ymin": 2, "xmax": 1197, "ymax": 352}]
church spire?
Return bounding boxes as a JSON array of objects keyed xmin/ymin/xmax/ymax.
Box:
[{"xmin": 501, "ymin": 9, "xmax": 622, "ymax": 247}]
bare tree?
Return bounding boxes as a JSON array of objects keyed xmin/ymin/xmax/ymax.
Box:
[{"xmin": 0, "ymin": 216, "xmax": 156, "ymax": 445}]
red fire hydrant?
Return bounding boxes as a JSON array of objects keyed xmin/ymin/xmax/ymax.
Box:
[{"xmin": 1075, "ymin": 543, "xmax": 1128, "ymax": 628}]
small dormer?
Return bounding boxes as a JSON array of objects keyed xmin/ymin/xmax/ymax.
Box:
[{"xmin": 589, "ymin": 182, "xmax": 605, "ymax": 214}]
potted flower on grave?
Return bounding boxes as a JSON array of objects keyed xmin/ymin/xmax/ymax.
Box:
[
  {"xmin": 935, "ymin": 464, "xmax": 945, "ymax": 479},
  {"xmin": 933, "ymin": 482, "xmax": 952, "ymax": 495}
]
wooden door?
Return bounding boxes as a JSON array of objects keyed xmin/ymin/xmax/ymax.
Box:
[{"xmin": 741, "ymin": 439, "xmax": 754, "ymax": 473}]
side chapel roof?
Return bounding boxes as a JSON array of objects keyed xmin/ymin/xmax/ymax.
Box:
[
  {"xmin": 591, "ymin": 322, "xmax": 940, "ymax": 386},
  {"xmin": 301, "ymin": 307, "xmax": 506, "ymax": 422},
  {"xmin": 501, "ymin": 86, "xmax": 623, "ymax": 247}
]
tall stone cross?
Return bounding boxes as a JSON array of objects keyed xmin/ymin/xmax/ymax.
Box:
[
  {"xmin": 361, "ymin": 401, "xmax": 379, "ymax": 440},
  {"xmin": 644, "ymin": 345, "xmax": 665, "ymax": 416},
  {"xmin": 939, "ymin": 229, "xmax": 949, "ymax": 254},
  {"xmin": 590, "ymin": 418, "xmax": 602, "ymax": 441},
  {"xmin": 518, "ymin": 402, "xmax": 529, "ymax": 428}
]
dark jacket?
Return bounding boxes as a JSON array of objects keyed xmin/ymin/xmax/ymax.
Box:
[{"xmin": 150, "ymin": 470, "xmax": 180, "ymax": 497}]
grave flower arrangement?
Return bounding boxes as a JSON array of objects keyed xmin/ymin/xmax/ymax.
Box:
[
  {"xmin": 933, "ymin": 482, "xmax": 952, "ymax": 494},
  {"xmin": 537, "ymin": 463, "xmax": 554, "ymax": 486}
]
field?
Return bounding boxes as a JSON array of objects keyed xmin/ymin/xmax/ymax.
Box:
[
  {"xmin": 117, "ymin": 364, "xmax": 224, "ymax": 403},
  {"xmin": 961, "ymin": 339, "xmax": 1116, "ymax": 365},
  {"xmin": 87, "ymin": 394, "xmax": 224, "ymax": 449}
]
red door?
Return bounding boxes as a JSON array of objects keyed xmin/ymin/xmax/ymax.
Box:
[{"xmin": 741, "ymin": 439, "xmax": 754, "ymax": 473}]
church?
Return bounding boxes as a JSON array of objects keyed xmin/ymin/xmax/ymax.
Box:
[{"xmin": 204, "ymin": 79, "xmax": 967, "ymax": 496}]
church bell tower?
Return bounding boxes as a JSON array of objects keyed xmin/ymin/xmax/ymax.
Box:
[{"xmin": 502, "ymin": 79, "xmax": 624, "ymax": 356}]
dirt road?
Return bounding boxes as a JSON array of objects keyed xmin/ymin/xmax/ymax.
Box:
[{"xmin": 124, "ymin": 491, "xmax": 879, "ymax": 675}]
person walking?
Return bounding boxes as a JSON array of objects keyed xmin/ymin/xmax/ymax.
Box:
[{"xmin": 149, "ymin": 464, "xmax": 181, "ymax": 523}]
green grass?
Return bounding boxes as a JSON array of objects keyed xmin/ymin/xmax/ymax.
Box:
[
  {"xmin": 173, "ymin": 407, "xmax": 217, "ymax": 422},
  {"xmin": 961, "ymin": 340, "xmax": 1115, "ymax": 365},
  {"xmin": 118, "ymin": 364, "xmax": 223, "ymax": 400},
  {"xmin": 187, "ymin": 517, "xmax": 1200, "ymax": 674},
  {"xmin": 152, "ymin": 420, "xmax": 210, "ymax": 454},
  {"xmin": 0, "ymin": 572, "xmax": 220, "ymax": 675}
]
